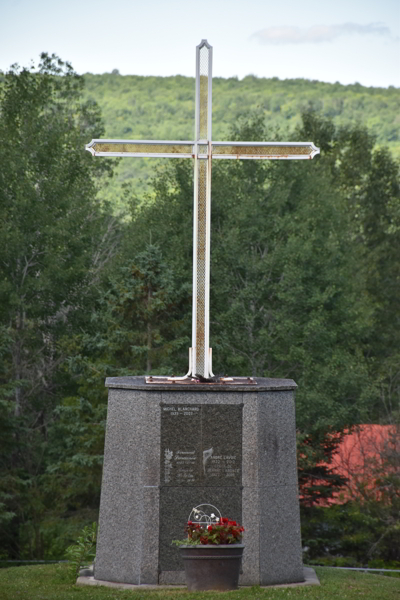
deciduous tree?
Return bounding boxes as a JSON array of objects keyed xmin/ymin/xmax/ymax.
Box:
[{"xmin": 0, "ymin": 54, "xmax": 118, "ymax": 558}]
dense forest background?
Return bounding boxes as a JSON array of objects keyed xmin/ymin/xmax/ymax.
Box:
[
  {"xmin": 81, "ymin": 72, "xmax": 400, "ymax": 206},
  {"xmin": 0, "ymin": 56, "xmax": 399, "ymax": 568}
]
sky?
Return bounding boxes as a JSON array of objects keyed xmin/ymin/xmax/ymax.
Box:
[{"xmin": 1, "ymin": 0, "xmax": 399, "ymax": 88}]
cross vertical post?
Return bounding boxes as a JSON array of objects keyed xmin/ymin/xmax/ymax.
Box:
[
  {"xmin": 85, "ymin": 40, "xmax": 320, "ymax": 382},
  {"xmin": 192, "ymin": 40, "xmax": 213, "ymax": 379}
]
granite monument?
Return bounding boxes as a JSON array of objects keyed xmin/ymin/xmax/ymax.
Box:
[{"xmin": 85, "ymin": 39, "xmax": 320, "ymax": 587}]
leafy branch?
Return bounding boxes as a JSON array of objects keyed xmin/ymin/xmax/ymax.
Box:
[{"xmin": 65, "ymin": 522, "xmax": 97, "ymax": 580}]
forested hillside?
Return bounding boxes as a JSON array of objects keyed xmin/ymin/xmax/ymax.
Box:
[{"xmin": 82, "ymin": 73, "xmax": 400, "ymax": 206}]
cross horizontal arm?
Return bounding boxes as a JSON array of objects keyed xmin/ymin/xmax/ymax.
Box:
[
  {"xmin": 85, "ymin": 139, "xmax": 195, "ymax": 158},
  {"xmin": 86, "ymin": 139, "xmax": 320, "ymax": 160},
  {"xmin": 211, "ymin": 141, "xmax": 320, "ymax": 160}
]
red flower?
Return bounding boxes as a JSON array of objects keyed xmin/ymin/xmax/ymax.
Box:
[{"xmin": 180, "ymin": 516, "xmax": 243, "ymax": 546}]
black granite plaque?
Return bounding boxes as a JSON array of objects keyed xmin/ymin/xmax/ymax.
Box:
[
  {"xmin": 160, "ymin": 404, "xmax": 242, "ymax": 487},
  {"xmin": 159, "ymin": 404, "xmax": 243, "ymax": 571}
]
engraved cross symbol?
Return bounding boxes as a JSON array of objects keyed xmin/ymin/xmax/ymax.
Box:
[{"xmin": 86, "ymin": 40, "xmax": 320, "ymax": 379}]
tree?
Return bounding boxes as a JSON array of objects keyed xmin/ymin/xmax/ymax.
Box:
[
  {"xmin": 71, "ymin": 243, "xmax": 190, "ymax": 378},
  {"xmin": 359, "ymin": 148, "xmax": 400, "ymax": 422},
  {"xmin": 105, "ymin": 244, "xmax": 189, "ymax": 374},
  {"xmin": 301, "ymin": 425, "xmax": 400, "ymax": 565},
  {"xmin": 0, "ymin": 54, "xmax": 119, "ymax": 559}
]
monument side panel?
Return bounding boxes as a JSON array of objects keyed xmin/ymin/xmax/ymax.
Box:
[
  {"xmin": 139, "ymin": 391, "xmax": 161, "ymax": 584},
  {"xmin": 240, "ymin": 392, "xmax": 260, "ymax": 585},
  {"xmin": 258, "ymin": 390, "xmax": 304, "ymax": 585},
  {"xmin": 95, "ymin": 387, "xmax": 161, "ymax": 584}
]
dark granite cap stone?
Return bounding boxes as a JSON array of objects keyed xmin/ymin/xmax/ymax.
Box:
[{"xmin": 105, "ymin": 376, "xmax": 297, "ymax": 392}]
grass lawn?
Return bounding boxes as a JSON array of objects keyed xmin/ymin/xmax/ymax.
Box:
[{"xmin": 0, "ymin": 564, "xmax": 398, "ymax": 600}]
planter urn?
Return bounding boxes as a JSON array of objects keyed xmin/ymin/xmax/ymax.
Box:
[{"xmin": 179, "ymin": 544, "xmax": 244, "ymax": 591}]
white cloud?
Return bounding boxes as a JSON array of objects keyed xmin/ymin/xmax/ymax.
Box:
[{"xmin": 251, "ymin": 23, "xmax": 394, "ymax": 45}]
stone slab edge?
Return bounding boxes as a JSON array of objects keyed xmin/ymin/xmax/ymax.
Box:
[
  {"xmin": 77, "ymin": 567, "xmax": 320, "ymax": 590},
  {"xmin": 105, "ymin": 376, "xmax": 297, "ymax": 392},
  {"xmin": 262, "ymin": 567, "xmax": 320, "ymax": 588}
]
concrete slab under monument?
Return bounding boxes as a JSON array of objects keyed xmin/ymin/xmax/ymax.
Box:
[
  {"xmin": 94, "ymin": 376, "xmax": 306, "ymax": 587},
  {"xmin": 78, "ymin": 567, "xmax": 320, "ymax": 590}
]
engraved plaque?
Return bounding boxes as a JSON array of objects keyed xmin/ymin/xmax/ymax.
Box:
[
  {"xmin": 159, "ymin": 403, "xmax": 243, "ymax": 571},
  {"xmin": 160, "ymin": 404, "xmax": 242, "ymax": 487}
]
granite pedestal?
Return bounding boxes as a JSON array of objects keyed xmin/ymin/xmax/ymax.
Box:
[{"xmin": 94, "ymin": 377, "xmax": 304, "ymax": 586}]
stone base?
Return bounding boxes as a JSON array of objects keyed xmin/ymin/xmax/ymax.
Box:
[{"xmin": 94, "ymin": 376, "xmax": 304, "ymax": 586}]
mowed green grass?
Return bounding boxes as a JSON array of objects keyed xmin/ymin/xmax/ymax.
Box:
[{"xmin": 0, "ymin": 564, "xmax": 399, "ymax": 600}]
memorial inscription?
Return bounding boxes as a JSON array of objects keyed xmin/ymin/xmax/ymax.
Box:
[
  {"xmin": 159, "ymin": 403, "xmax": 243, "ymax": 572},
  {"xmin": 160, "ymin": 404, "xmax": 242, "ymax": 486}
]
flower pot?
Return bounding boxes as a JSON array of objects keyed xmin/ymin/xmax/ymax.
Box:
[{"xmin": 179, "ymin": 544, "xmax": 244, "ymax": 591}]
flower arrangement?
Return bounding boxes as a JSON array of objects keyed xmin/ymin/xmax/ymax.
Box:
[{"xmin": 173, "ymin": 517, "xmax": 244, "ymax": 546}]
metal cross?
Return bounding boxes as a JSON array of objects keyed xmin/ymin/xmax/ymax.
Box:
[{"xmin": 86, "ymin": 40, "xmax": 320, "ymax": 379}]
